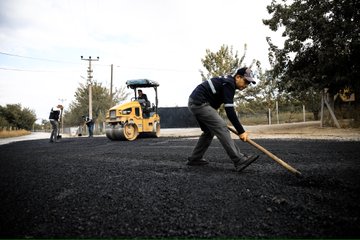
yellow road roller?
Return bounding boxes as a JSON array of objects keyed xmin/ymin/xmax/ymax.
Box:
[{"xmin": 105, "ymin": 79, "xmax": 160, "ymax": 141}]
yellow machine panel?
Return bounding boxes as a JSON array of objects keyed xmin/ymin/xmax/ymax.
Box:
[{"xmin": 105, "ymin": 79, "xmax": 160, "ymax": 141}]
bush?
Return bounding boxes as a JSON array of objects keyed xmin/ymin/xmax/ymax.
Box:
[{"xmin": 0, "ymin": 129, "xmax": 31, "ymax": 138}]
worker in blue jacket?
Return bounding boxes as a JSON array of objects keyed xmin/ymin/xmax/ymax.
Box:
[{"xmin": 187, "ymin": 67, "xmax": 259, "ymax": 172}]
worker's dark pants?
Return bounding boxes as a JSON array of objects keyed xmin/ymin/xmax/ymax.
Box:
[
  {"xmin": 87, "ymin": 124, "xmax": 94, "ymax": 137},
  {"xmin": 188, "ymin": 100, "xmax": 245, "ymax": 165},
  {"xmin": 50, "ymin": 120, "xmax": 59, "ymax": 142}
]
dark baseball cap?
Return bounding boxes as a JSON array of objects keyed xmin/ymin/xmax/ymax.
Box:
[{"xmin": 235, "ymin": 67, "xmax": 256, "ymax": 84}]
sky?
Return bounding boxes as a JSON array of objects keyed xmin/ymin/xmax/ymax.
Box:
[{"xmin": 0, "ymin": 0, "xmax": 284, "ymax": 123}]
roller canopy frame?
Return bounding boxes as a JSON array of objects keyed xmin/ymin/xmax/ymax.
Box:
[{"xmin": 126, "ymin": 79, "xmax": 159, "ymax": 89}]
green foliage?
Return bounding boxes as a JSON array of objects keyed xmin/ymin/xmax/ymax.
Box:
[
  {"xmin": 0, "ymin": 116, "xmax": 9, "ymax": 127},
  {"xmin": 0, "ymin": 104, "xmax": 37, "ymax": 130},
  {"xmin": 199, "ymin": 43, "xmax": 322, "ymax": 123},
  {"xmin": 200, "ymin": 44, "xmax": 251, "ymax": 118},
  {"xmin": 263, "ymin": 0, "xmax": 360, "ymax": 122},
  {"xmin": 263, "ymin": 0, "xmax": 360, "ymax": 95},
  {"xmin": 235, "ymin": 64, "xmax": 280, "ymax": 120},
  {"xmin": 200, "ymin": 44, "xmax": 247, "ymax": 80},
  {"xmin": 65, "ymin": 80, "xmax": 129, "ymax": 126},
  {"xmin": 200, "ymin": 44, "xmax": 275, "ymax": 118}
]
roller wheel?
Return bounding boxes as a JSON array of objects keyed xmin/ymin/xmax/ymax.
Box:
[
  {"xmin": 106, "ymin": 123, "xmax": 138, "ymax": 141},
  {"xmin": 153, "ymin": 122, "xmax": 160, "ymax": 137},
  {"xmin": 120, "ymin": 123, "xmax": 138, "ymax": 141},
  {"xmin": 147, "ymin": 122, "xmax": 160, "ymax": 138}
]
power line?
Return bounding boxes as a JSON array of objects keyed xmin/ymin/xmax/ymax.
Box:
[
  {"xmin": 0, "ymin": 52, "xmax": 111, "ymax": 67},
  {"xmin": 0, "ymin": 67, "xmax": 78, "ymax": 73},
  {"xmin": 0, "ymin": 51, "xmax": 79, "ymax": 64},
  {"xmin": 0, "ymin": 51, "xmax": 199, "ymax": 72},
  {"xmin": 0, "ymin": 64, "xmax": 198, "ymax": 74},
  {"xmin": 0, "ymin": 51, "xmax": 113, "ymax": 67},
  {"xmin": 113, "ymin": 65, "xmax": 199, "ymax": 73}
]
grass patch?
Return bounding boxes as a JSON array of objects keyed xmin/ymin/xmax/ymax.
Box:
[
  {"xmin": 241, "ymin": 112, "xmax": 315, "ymax": 125},
  {"xmin": 0, "ymin": 129, "xmax": 31, "ymax": 138}
]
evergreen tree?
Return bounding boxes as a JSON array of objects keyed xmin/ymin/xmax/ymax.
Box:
[
  {"xmin": 200, "ymin": 44, "xmax": 262, "ymax": 118},
  {"xmin": 65, "ymin": 81, "xmax": 129, "ymax": 126},
  {"xmin": 0, "ymin": 104, "xmax": 36, "ymax": 130}
]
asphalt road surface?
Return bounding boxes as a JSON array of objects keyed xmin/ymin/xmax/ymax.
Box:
[{"xmin": 0, "ymin": 136, "xmax": 359, "ymax": 238}]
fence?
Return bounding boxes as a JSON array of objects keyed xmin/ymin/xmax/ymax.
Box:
[
  {"xmin": 1, "ymin": 126, "xmax": 21, "ymax": 131},
  {"xmin": 239, "ymin": 104, "xmax": 315, "ymax": 126},
  {"xmin": 157, "ymin": 105, "xmax": 314, "ymax": 128},
  {"xmin": 38, "ymin": 104, "xmax": 318, "ymax": 136}
]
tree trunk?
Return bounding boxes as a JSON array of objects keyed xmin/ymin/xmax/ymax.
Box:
[
  {"xmin": 353, "ymin": 86, "xmax": 360, "ymax": 127},
  {"xmin": 312, "ymin": 110, "xmax": 319, "ymax": 120},
  {"xmin": 323, "ymin": 91, "xmax": 340, "ymax": 127}
]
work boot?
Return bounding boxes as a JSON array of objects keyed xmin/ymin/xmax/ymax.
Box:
[
  {"xmin": 186, "ymin": 157, "xmax": 209, "ymax": 166},
  {"xmin": 234, "ymin": 154, "xmax": 259, "ymax": 172}
]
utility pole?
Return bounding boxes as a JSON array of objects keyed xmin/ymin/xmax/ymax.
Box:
[
  {"xmin": 81, "ymin": 56, "xmax": 99, "ymax": 119},
  {"xmin": 110, "ymin": 64, "xmax": 113, "ymax": 105}
]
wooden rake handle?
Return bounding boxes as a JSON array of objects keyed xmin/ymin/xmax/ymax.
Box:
[{"xmin": 227, "ymin": 126, "xmax": 302, "ymax": 177}]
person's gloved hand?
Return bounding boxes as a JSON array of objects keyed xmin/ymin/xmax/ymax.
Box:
[{"xmin": 239, "ymin": 131, "xmax": 249, "ymax": 142}]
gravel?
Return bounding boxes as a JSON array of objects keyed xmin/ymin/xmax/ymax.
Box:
[{"xmin": 0, "ymin": 136, "xmax": 359, "ymax": 238}]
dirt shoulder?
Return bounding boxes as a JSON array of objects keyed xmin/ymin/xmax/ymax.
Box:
[
  {"xmin": 247, "ymin": 121, "xmax": 360, "ymax": 141},
  {"xmin": 1, "ymin": 122, "xmax": 359, "ymax": 146},
  {"xmin": 161, "ymin": 121, "xmax": 360, "ymax": 141}
]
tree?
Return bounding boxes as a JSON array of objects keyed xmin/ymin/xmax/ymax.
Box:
[
  {"xmin": 64, "ymin": 81, "xmax": 129, "ymax": 126},
  {"xmin": 263, "ymin": 0, "xmax": 360, "ymax": 123},
  {"xmin": 0, "ymin": 104, "xmax": 36, "ymax": 130},
  {"xmin": 295, "ymin": 87, "xmax": 321, "ymax": 120},
  {"xmin": 18, "ymin": 107, "xmax": 37, "ymax": 131},
  {"xmin": 200, "ymin": 44, "xmax": 247, "ymax": 80},
  {"xmin": 0, "ymin": 116, "xmax": 9, "ymax": 128},
  {"xmin": 200, "ymin": 44, "xmax": 264, "ymax": 118},
  {"xmin": 236, "ymin": 66, "xmax": 278, "ymax": 122},
  {"xmin": 200, "ymin": 44, "xmax": 245, "ymax": 117}
]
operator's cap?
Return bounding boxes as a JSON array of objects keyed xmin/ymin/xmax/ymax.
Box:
[{"xmin": 235, "ymin": 67, "xmax": 256, "ymax": 84}]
